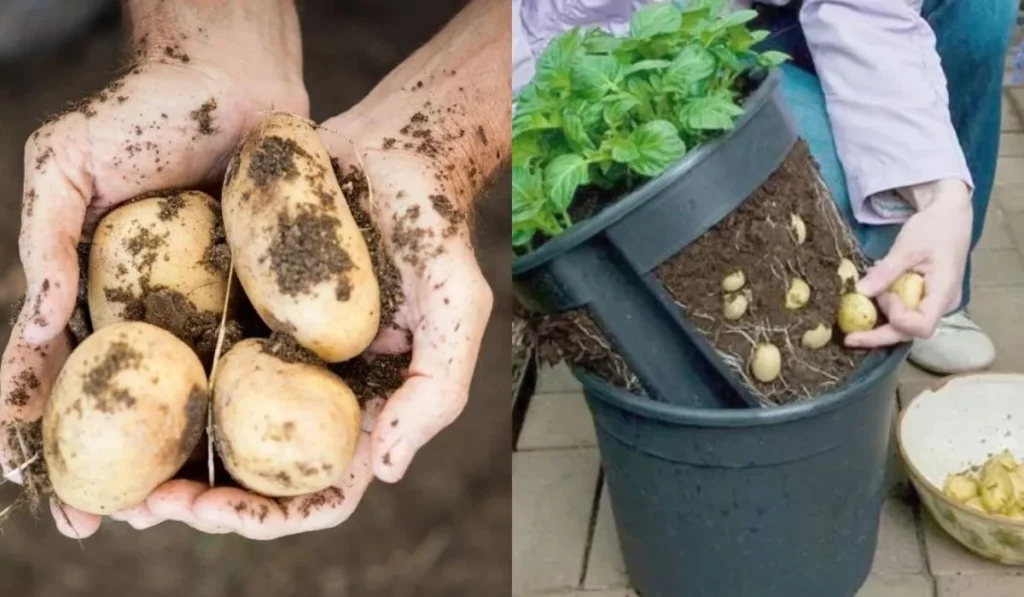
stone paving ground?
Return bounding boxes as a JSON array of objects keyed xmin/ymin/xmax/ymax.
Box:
[{"xmin": 512, "ymin": 33, "xmax": 1024, "ymax": 597}]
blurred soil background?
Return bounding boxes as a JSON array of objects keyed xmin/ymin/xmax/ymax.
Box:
[{"xmin": 0, "ymin": 1, "xmax": 512, "ymax": 595}]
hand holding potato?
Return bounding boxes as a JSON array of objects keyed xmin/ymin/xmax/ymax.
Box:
[{"xmin": 1, "ymin": 0, "xmax": 308, "ymax": 539}]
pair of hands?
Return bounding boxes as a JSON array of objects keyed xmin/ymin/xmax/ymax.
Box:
[
  {"xmin": 844, "ymin": 179, "xmax": 973, "ymax": 349},
  {"xmin": 1, "ymin": 9, "xmax": 492, "ymax": 540}
]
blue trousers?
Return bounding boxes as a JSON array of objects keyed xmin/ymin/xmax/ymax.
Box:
[{"xmin": 767, "ymin": 0, "xmax": 1017, "ymax": 310}]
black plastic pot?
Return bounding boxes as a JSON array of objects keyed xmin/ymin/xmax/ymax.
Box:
[
  {"xmin": 579, "ymin": 342, "xmax": 908, "ymax": 597},
  {"xmin": 512, "ymin": 70, "xmax": 798, "ymax": 409}
]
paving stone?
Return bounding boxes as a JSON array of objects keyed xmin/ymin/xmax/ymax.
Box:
[
  {"xmin": 996, "ymin": 156, "xmax": 1024, "ymax": 185},
  {"xmin": 537, "ymin": 363, "xmax": 583, "ymax": 394},
  {"xmin": 518, "ymin": 392, "xmax": 597, "ymax": 450},
  {"xmin": 937, "ymin": 575, "xmax": 1024, "ymax": 596},
  {"xmin": 971, "ymin": 249, "xmax": 1024, "ymax": 287},
  {"xmin": 996, "ymin": 184, "xmax": 1024, "ymax": 213},
  {"xmin": 977, "ymin": 205, "xmax": 1016, "ymax": 249},
  {"xmin": 1001, "ymin": 133, "xmax": 1024, "ymax": 156},
  {"xmin": 966, "ymin": 286, "xmax": 1024, "ymax": 374},
  {"xmin": 921, "ymin": 513, "xmax": 1018, "ymax": 577},
  {"xmin": 513, "ymin": 449, "xmax": 601, "ymax": 595},
  {"xmin": 898, "ymin": 379, "xmax": 935, "ymax": 410},
  {"xmin": 884, "ymin": 402, "xmax": 909, "ymax": 496},
  {"xmin": 1003, "ymin": 98, "xmax": 1023, "ymax": 132},
  {"xmin": 872, "ymin": 499, "xmax": 926, "ymax": 577},
  {"xmin": 584, "ymin": 485, "xmax": 629, "ymax": 590},
  {"xmin": 855, "ymin": 575, "xmax": 933, "ymax": 597},
  {"xmin": 524, "ymin": 591, "xmax": 639, "ymax": 597}
]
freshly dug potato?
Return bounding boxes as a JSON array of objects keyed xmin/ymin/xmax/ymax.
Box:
[
  {"xmin": 981, "ymin": 460, "xmax": 1014, "ymax": 514},
  {"xmin": 213, "ymin": 339, "xmax": 362, "ymax": 497},
  {"xmin": 89, "ymin": 191, "xmax": 229, "ymax": 331},
  {"xmin": 837, "ymin": 293, "xmax": 878, "ymax": 333},
  {"xmin": 222, "ymin": 113, "xmax": 381, "ymax": 363},
  {"xmin": 43, "ymin": 322, "xmax": 208, "ymax": 515}
]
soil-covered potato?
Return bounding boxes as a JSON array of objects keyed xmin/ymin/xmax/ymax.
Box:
[
  {"xmin": 221, "ymin": 113, "xmax": 381, "ymax": 363},
  {"xmin": 43, "ymin": 322, "xmax": 208, "ymax": 515},
  {"xmin": 88, "ymin": 191, "xmax": 229, "ymax": 330},
  {"xmin": 212, "ymin": 338, "xmax": 361, "ymax": 497}
]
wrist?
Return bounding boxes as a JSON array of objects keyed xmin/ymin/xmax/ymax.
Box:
[{"xmin": 900, "ymin": 179, "xmax": 972, "ymax": 212}]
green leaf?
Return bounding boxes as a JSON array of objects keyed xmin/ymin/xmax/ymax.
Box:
[
  {"xmin": 678, "ymin": 95, "xmax": 744, "ymax": 131},
  {"xmin": 709, "ymin": 44, "xmax": 743, "ymax": 72},
  {"xmin": 607, "ymin": 137, "xmax": 640, "ymax": 163},
  {"xmin": 628, "ymin": 120, "xmax": 686, "ymax": 177},
  {"xmin": 583, "ymin": 28, "xmax": 622, "ymax": 54},
  {"xmin": 629, "ymin": 4, "xmax": 682, "ymax": 39},
  {"xmin": 663, "ymin": 44, "xmax": 716, "ymax": 92},
  {"xmin": 750, "ymin": 29, "xmax": 770, "ymax": 44},
  {"xmin": 562, "ymin": 108, "xmax": 595, "ymax": 152},
  {"xmin": 512, "ymin": 225, "xmax": 536, "ymax": 249},
  {"xmin": 544, "ymin": 154, "xmax": 590, "ymax": 212},
  {"xmin": 512, "ymin": 131, "xmax": 544, "ymax": 168},
  {"xmin": 758, "ymin": 50, "xmax": 791, "ymax": 68},
  {"xmin": 602, "ymin": 92, "xmax": 641, "ymax": 128},
  {"xmin": 571, "ymin": 55, "xmax": 621, "ymax": 99},
  {"xmin": 512, "ymin": 110, "xmax": 562, "ymax": 138},
  {"xmin": 621, "ymin": 59, "xmax": 673, "ymax": 78},
  {"xmin": 534, "ymin": 29, "xmax": 585, "ymax": 94},
  {"xmin": 709, "ymin": 9, "xmax": 757, "ymax": 32},
  {"xmin": 512, "ymin": 165, "xmax": 545, "ymax": 224}
]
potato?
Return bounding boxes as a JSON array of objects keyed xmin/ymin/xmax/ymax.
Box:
[
  {"xmin": 222, "ymin": 113, "xmax": 381, "ymax": 363},
  {"xmin": 889, "ymin": 272, "xmax": 924, "ymax": 310},
  {"xmin": 213, "ymin": 339, "xmax": 362, "ymax": 497},
  {"xmin": 964, "ymin": 497, "xmax": 986, "ymax": 512},
  {"xmin": 801, "ymin": 323, "xmax": 832, "ymax": 350},
  {"xmin": 837, "ymin": 293, "xmax": 877, "ymax": 333},
  {"xmin": 837, "ymin": 258, "xmax": 859, "ymax": 290},
  {"xmin": 789, "ymin": 214, "xmax": 807, "ymax": 245},
  {"xmin": 722, "ymin": 292, "xmax": 749, "ymax": 320},
  {"xmin": 992, "ymin": 449, "xmax": 1018, "ymax": 471},
  {"xmin": 785, "ymin": 278, "xmax": 810, "ymax": 310},
  {"xmin": 750, "ymin": 343, "xmax": 781, "ymax": 383},
  {"xmin": 43, "ymin": 322, "xmax": 208, "ymax": 514},
  {"xmin": 89, "ymin": 191, "xmax": 229, "ymax": 332},
  {"xmin": 944, "ymin": 474, "xmax": 979, "ymax": 503},
  {"xmin": 981, "ymin": 460, "xmax": 1014, "ymax": 513},
  {"xmin": 721, "ymin": 270, "xmax": 745, "ymax": 292}
]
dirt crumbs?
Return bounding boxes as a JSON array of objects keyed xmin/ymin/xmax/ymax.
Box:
[
  {"xmin": 392, "ymin": 206, "xmax": 443, "ymax": 275},
  {"xmin": 1, "ymin": 420, "xmax": 52, "ymax": 518},
  {"xmin": 82, "ymin": 340, "xmax": 143, "ymax": 413},
  {"xmin": 69, "ymin": 242, "xmax": 93, "ymax": 344},
  {"xmin": 179, "ymin": 385, "xmax": 207, "ymax": 460},
  {"xmin": 258, "ymin": 333, "xmax": 326, "ymax": 368},
  {"xmin": 655, "ymin": 141, "xmax": 866, "ymax": 405},
  {"xmin": 163, "ymin": 45, "xmax": 190, "ymax": 63},
  {"xmin": 4, "ymin": 370, "xmax": 41, "ymax": 407},
  {"xmin": 201, "ymin": 211, "xmax": 232, "ymax": 274},
  {"xmin": 530, "ymin": 309, "xmax": 645, "ymax": 395},
  {"xmin": 331, "ymin": 353, "xmax": 412, "ymax": 405},
  {"xmin": 248, "ymin": 136, "xmax": 308, "ymax": 188},
  {"xmin": 430, "ymin": 193, "xmax": 465, "ymax": 237},
  {"xmin": 156, "ymin": 193, "xmax": 185, "ymax": 221},
  {"xmin": 334, "ymin": 161, "xmax": 404, "ymax": 327},
  {"xmin": 140, "ymin": 289, "xmax": 241, "ymax": 365},
  {"xmin": 190, "ymin": 98, "xmax": 218, "ymax": 136},
  {"xmin": 266, "ymin": 205, "xmax": 354, "ymax": 301}
]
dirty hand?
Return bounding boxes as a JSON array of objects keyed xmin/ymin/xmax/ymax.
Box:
[
  {"xmin": 158, "ymin": 109, "xmax": 495, "ymax": 540},
  {"xmin": 0, "ymin": 0, "xmax": 307, "ymax": 538},
  {"xmin": 845, "ymin": 179, "xmax": 973, "ymax": 348}
]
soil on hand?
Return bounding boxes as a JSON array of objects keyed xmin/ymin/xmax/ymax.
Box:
[
  {"xmin": 655, "ymin": 141, "xmax": 866, "ymax": 404},
  {"xmin": 1, "ymin": 420, "xmax": 52, "ymax": 521},
  {"xmin": 331, "ymin": 352, "xmax": 412, "ymax": 405}
]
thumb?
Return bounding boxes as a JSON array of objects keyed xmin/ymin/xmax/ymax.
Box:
[
  {"xmin": 19, "ymin": 130, "xmax": 91, "ymax": 345},
  {"xmin": 856, "ymin": 251, "xmax": 912, "ymax": 298},
  {"xmin": 371, "ymin": 257, "xmax": 493, "ymax": 483}
]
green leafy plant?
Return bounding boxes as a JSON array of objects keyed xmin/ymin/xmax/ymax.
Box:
[{"xmin": 512, "ymin": 0, "xmax": 789, "ymax": 252}]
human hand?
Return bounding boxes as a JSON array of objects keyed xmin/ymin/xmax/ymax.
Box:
[
  {"xmin": 0, "ymin": 0, "xmax": 308, "ymax": 538},
  {"xmin": 845, "ymin": 179, "xmax": 973, "ymax": 348},
  {"xmin": 154, "ymin": 107, "xmax": 495, "ymax": 540}
]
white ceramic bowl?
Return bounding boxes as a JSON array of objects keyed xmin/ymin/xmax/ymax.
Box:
[{"xmin": 897, "ymin": 373, "xmax": 1024, "ymax": 565}]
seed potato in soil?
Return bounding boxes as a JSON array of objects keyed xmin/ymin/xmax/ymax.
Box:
[{"xmin": 2, "ymin": 112, "xmax": 413, "ymax": 522}]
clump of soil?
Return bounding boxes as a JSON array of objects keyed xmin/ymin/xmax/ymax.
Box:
[
  {"xmin": 528, "ymin": 309, "xmax": 645, "ymax": 395},
  {"xmin": 1, "ymin": 420, "xmax": 52, "ymax": 521},
  {"xmin": 265, "ymin": 205, "xmax": 354, "ymax": 301},
  {"xmin": 201, "ymin": 211, "xmax": 232, "ymax": 274},
  {"xmin": 4, "ymin": 370, "xmax": 40, "ymax": 408},
  {"xmin": 156, "ymin": 193, "xmax": 186, "ymax": 221},
  {"xmin": 258, "ymin": 333, "xmax": 326, "ymax": 367},
  {"xmin": 248, "ymin": 136, "xmax": 308, "ymax": 188},
  {"xmin": 655, "ymin": 141, "xmax": 866, "ymax": 404},
  {"xmin": 189, "ymin": 98, "xmax": 218, "ymax": 136},
  {"xmin": 331, "ymin": 353, "xmax": 412, "ymax": 405},
  {"xmin": 81, "ymin": 339, "xmax": 143, "ymax": 413},
  {"xmin": 140, "ymin": 288, "xmax": 243, "ymax": 364},
  {"xmin": 333, "ymin": 160, "xmax": 404, "ymax": 327}
]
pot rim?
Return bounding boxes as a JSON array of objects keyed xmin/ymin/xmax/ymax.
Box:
[
  {"xmin": 577, "ymin": 342, "xmax": 909, "ymax": 427},
  {"xmin": 513, "ymin": 69, "xmax": 782, "ymax": 277}
]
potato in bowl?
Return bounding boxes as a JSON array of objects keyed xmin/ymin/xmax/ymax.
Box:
[{"xmin": 897, "ymin": 373, "xmax": 1024, "ymax": 565}]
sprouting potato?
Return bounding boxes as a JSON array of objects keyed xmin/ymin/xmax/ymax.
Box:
[
  {"xmin": 789, "ymin": 214, "xmax": 807, "ymax": 245},
  {"xmin": 785, "ymin": 278, "xmax": 810, "ymax": 310},
  {"xmin": 722, "ymin": 270, "xmax": 745, "ymax": 292},
  {"xmin": 837, "ymin": 293, "xmax": 877, "ymax": 333},
  {"xmin": 981, "ymin": 460, "xmax": 1014, "ymax": 514},
  {"xmin": 750, "ymin": 343, "xmax": 781, "ymax": 383},
  {"xmin": 723, "ymin": 292, "xmax": 749, "ymax": 320},
  {"xmin": 801, "ymin": 323, "xmax": 832, "ymax": 350},
  {"xmin": 889, "ymin": 272, "xmax": 924, "ymax": 310},
  {"xmin": 944, "ymin": 474, "xmax": 980, "ymax": 503},
  {"xmin": 837, "ymin": 258, "xmax": 859, "ymax": 290}
]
